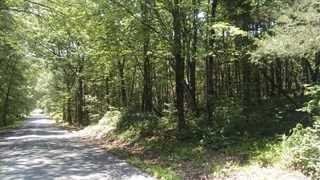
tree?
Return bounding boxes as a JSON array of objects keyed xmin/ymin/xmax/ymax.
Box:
[
  {"xmin": 0, "ymin": 0, "xmax": 38, "ymax": 126},
  {"xmin": 206, "ymin": 0, "xmax": 219, "ymax": 125},
  {"xmin": 141, "ymin": 0, "xmax": 154, "ymax": 113},
  {"xmin": 172, "ymin": 0, "xmax": 187, "ymax": 132}
]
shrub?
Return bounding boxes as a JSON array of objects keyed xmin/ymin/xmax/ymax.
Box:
[
  {"xmin": 214, "ymin": 98, "xmax": 244, "ymax": 135},
  {"xmin": 78, "ymin": 110, "xmax": 122, "ymax": 139},
  {"xmin": 300, "ymin": 85, "xmax": 320, "ymax": 115},
  {"xmin": 282, "ymin": 119, "xmax": 320, "ymax": 179}
]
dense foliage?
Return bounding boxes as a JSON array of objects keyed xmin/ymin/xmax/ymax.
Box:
[
  {"xmin": 14, "ymin": 0, "xmax": 308, "ymax": 135},
  {"xmin": 283, "ymin": 120, "xmax": 320, "ymax": 179},
  {"xmin": 1, "ymin": 0, "xmax": 320, "ymax": 178},
  {"xmin": 257, "ymin": 1, "xmax": 320, "ymax": 178},
  {"xmin": 0, "ymin": 0, "xmax": 38, "ymax": 126},
  {"xmin": 281, "ymin": 86, "xmax": 320, "ymax": 179}
]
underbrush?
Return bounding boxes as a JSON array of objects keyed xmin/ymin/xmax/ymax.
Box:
[
  {"xmin": 75, "ymin": 93, "xmax": 315, "ymax": 179},
  {"xmin": 66, "ymin": 95, "xmax": 317, "ymax": 179},
  {"xmin": 282, "ymin": 118, "xmax": 320, "ymax": 179},
  {"xmin": 75, "ymin": 87, "xmax": 319, "ymax": 179},
  {"xmin": 78, "ymin": 110, "xmax": 121, "ymax": 138},
  {"xmin": 79, "ymin": 109, "xmax": 290, "ymax": 179},
  {"xmin": 278, "ymin": 85, "xmax": 320, "ymax": 179}
]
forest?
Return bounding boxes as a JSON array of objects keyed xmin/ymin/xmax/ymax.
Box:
[{"xmin": 0, "ymin": 0, "xmax": 320, "ymax": 179}]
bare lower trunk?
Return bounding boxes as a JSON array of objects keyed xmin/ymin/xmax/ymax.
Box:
[
  {"xmin": 206, "ymin": 0, "xmax": 218, "ymax": 125},
  {"xmin": 142, "ymin": 0, "xmax": 153, "ymax": 113},
  {"xmin": 173, "ymin": 0, "xmax": 186, "ymax": 132}
]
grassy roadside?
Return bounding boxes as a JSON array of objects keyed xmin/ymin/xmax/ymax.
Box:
[
  {"xmin": 100, "ymin": 135, "xmax": 283, "ymax": 180},
  {"xmin": 60, "ymin": 110, "xmax": 305, "ymax": 179},
  {"xmin": 79, "ymin": 119, "xmax": 284, "ymax": 180}
]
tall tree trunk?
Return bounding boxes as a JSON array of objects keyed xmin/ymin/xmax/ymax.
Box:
[
  {"xmin": 1, "ymin": 61, "xmax": 16, "ymax": 126},
  {"xmin": 142, "ymin": 0, "xmax": 153, "ymax": 112},
  {"xmin": 76, "ymin": 73, "xmax": 84, "ymax": 126},
  {"xmin": 188, "ymin": 0, "xmax": 199, "ymax": 113},
  {"xmin": 206, "ymin": 0, "xmax": 218, "ymax": 125},
  {"xmin": 65, "ymin": 79, "xmax": 73, "ymax": 125},
  {"xmin": 118, "ymin": 58, "xmax": 127, "ymax": 107},
  {"xmin": 76, "ymin": 57, "xmax": 88, "ymax": 126},
  {"xmin": 173, "ymin": 0, "xmax": 186, "ymax": 132}
]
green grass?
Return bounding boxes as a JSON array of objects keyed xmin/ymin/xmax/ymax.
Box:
[
  {"xmin": 223, "ymin": 138, "xmax": 283, "ymax": 166},
  {"xmin": 127, "ymin": 156, "xmax": 180, "ymax": 180}
]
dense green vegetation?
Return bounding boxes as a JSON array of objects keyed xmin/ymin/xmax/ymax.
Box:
[
  {"xmin": 0, "ymin": 0, "xmax": 38, "ymax": 127},
  {"xmin": 1, "ymin": 0, "xmax": 320, "ymax": 179}
]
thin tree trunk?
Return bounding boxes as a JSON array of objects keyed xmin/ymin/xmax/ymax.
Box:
[
  {"xmin": 76, "ymin": 56, "xmax": 87, "ymax": 126},
  {"xmin": 66, "ymin": 97, "xmax": 72, "ymax": 125},
  {"xmin": 105, "ymin": 75, "xmax": 110, "ymax": 109},
  {"xmin": 312, "ymin": 52, "xmax": 320, "ymax": 83},
  {"xmin": 118, "ymin": 58, "xmax": 127, "ymax": 107},
  {"xmin": 2, "ymin": 84, "xmax": 11, "ymax": 126}
]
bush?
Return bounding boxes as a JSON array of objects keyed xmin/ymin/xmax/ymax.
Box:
[
  {"xmin": 214, "ymin": 98, "xmax": 245, "ymax": 135},
  {"xmin": 78, "ymin": 110, "xmax": 122, "ymax": 139},
  {"xmin": 300, "ymin": 85, "xmax": 320, "ymax": 115},
  {"xmin": 282, "ymin": 119, "xmax": 320, "ymax": 179}
]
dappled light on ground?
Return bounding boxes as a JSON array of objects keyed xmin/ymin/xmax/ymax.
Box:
[{"xmin": 0, "ymin": 114, "xmax": 153, "ymax": 180}]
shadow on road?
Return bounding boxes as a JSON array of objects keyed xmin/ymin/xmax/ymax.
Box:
[{"xmin": 0, "ymin": 114, "xmax": 153, "ymax": 180}]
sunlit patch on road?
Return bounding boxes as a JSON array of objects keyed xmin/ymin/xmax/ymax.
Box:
[{"xmin": 0, "ymin": 115, "xmax": 154, "ymax": 180}]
